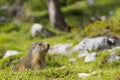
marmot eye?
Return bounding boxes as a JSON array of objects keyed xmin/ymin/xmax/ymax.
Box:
[{"xmin": 39, "ymin": 43, "xmax": 42, "ymax": 46}]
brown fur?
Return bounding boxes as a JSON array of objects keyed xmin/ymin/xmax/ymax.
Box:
[{"xmin": 13, "ymin": 42, "xmax": 50, "ymax": 71}]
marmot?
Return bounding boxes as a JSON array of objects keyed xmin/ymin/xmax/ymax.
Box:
[{"xmin": 13, "ymin": 42, "xmax": 50, "ymax": 71}]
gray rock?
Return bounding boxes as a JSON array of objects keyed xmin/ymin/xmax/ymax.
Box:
[
  {"xmin": 115, "ymin": 40, "xmax": 120, "ymax": 46},
  {"xmin": 109, "ymin": 11, "xmax": 114, "ymax": 16},
  {"xmin": 78, "ymin": 50, "xmax": 88, "ymax": 57},
  {"xmin": 3, "ymin": 50, "xmax": 21, "ymax": 58},
  {"xmin": 69, "ymin": 58, "xmax": 77, "ymax": 63},
  {"xmin": 100, "ymin": 16, "xmax": 106, "ymax": 21},
  {"xmin": 73, "ymin": 37, "xmax": 118, "ymax": 56},
  {"xmin": 84, "ymin": 52, "xmax": 97, "ymax": 62},
  {"xmin": 48, "ymin": 44, "xmax": 72, "ymax": 55},
  {"xmin": 78, "ymin": 73, "xmax": 91, "ymax": 78},
  {"xmin": 31, "ymin": 23, "xmax": 43, "ymax": 38},
  {"xmin": 30, "ymin": 23, "xmax": 54, "ymax": 38},
  {"xmin": 107, "ymin": 46, "xmax": 120, "ymax": 62},
  {"xmin": 108, "ymin": 46, "xmax": 120, "ymax": 52},
  {"xmin": 0, "ymin": 16, "xmax": 6, "ymax": 24},
  {"xmin": 0, "ymin": 5, "xmax": 9, "ymax": 11},
  {"xmin": 78, "ymin": 71, "xmax": 96, "ymax": 79},
  {"xmin": 87, "ymin": 0, "xmax": 94, "ymax": 5},
  {"xmin": 107, "ymin": 52, "xmax": 120, "ymax": 62}
]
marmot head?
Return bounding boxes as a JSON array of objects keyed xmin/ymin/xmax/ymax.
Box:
[{"xmin": 30, "ymin": 42, "xmax": 50, "ymax": 55}]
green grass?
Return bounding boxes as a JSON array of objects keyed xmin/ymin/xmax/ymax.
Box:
[
  {"xmin": 0, "ymin": 0, "xmax": 120, "ymax": 80},
  {"xmin": 0, "ymin": 51, "xmax": 120, "ymax": 80}
]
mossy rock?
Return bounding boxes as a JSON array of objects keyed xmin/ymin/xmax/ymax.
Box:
[{"xmin": 82, "ymin": 19, "xmax": 120, "ymax": 37}]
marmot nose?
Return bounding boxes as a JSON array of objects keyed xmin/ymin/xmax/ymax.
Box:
[{"xmin": 47, "ymin": 44, "xmax": 50, "ymax": 48}]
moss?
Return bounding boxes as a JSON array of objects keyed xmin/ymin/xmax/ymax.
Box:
[
  {"xmin": 82, "ymin": 19, "xmax": 120, "ymax": 37},
  {"xmin": 115, "ymin": 49, "xmax": 120, "ymax": 56},
  {"xmin": 0, "ymin": 47, "xmax": 7, "ymax": 59},
  {"xmin": 93, "ymin": 51, "xmax": 110, "ymax": 68}
]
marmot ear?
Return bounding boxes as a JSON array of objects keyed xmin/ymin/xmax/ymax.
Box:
[{"xmin": 30, "ymin": 42, "xmax": 37, "ymax": 49}]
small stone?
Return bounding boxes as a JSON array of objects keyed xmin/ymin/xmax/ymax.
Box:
[
  {"xmin": 3, "ymin": 50, "xmax": 21, "ymax": 58},
  {"xmin": 101, "ymin": 16, "xmax": 106, "ymax": 21},
  {"xmin": 69, "ymin": 58, "xmax": 77, "ymax": 63},
  {"xmin": 109, "ymin": 11, "xmax": 114, "ymax": 16},
  {"xmin": 87, "ymin": 0, "xmax": 94, "ymax": 5},
  {"xmin": 31, "ymin": 23, "xmax": 43, "ymax": 38},
  {"xmin": 78, "ymin": 73, "xmax": 91, "ymax": 78},
  {"xmin": 30, "ymin": 23, "xmax": 54, "ymax": 38},
  {"xmin": 61, "ymin": 66, "xmax": 66, "ymax": 69},
  {"xmin": 48, "ymin": 44, "xmax": 72, "ymax": 55},
  {"xmin": 84, "ymin": 52, "xmax": 97, "ymax": 62},
  {"xmin": 78, "ymin": 71, "xmax": 96, "ymax": 78}
]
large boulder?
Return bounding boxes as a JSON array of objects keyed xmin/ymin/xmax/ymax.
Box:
[
  {"xmin": 73, "ymin": 37, "xmax": 119, "ymax": 56},
  {"xmin": 48, "ymin": 44, "xmax": 72, "ymax": 55}
]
